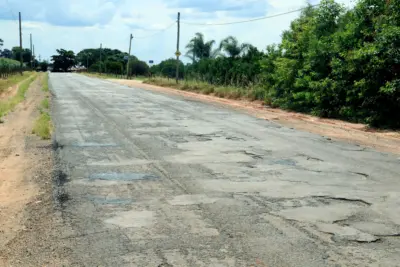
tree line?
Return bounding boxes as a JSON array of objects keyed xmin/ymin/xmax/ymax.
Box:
[
  {"xmin": 0, "ymin": 38, "xmax": 49, "ymax": 74},
  {"xmin": 150, "ymin": 0, "xmax": 400, "ymax": 128},
  {"xmin": 51, "ymin": 48, "xmax": 150, "ymax": 76}
]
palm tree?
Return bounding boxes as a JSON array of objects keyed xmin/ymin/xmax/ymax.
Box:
[
  {"xmin": 219, "ymin": 36, "xmax": 250, "ymax": 58},
  {"xmin": 185, "ymin": 33, "xmax": 219, "ymax": 63}
]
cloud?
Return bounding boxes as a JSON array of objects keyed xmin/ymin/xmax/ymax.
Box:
[
  {"xmin": 168, "ymin": 0, "xmax": 267, "ymax": 18},
  {"xmin": 0, "ymin": 0, "xmax": 119, "ymax": 27}
]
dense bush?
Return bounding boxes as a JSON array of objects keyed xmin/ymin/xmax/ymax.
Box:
[{"xmin": 0, "ymin": 58, "xmax": 23, "ymax": 78}]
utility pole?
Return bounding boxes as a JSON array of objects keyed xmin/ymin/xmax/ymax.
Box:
[
  {"xmin": 19, "ymin": 12, "xmax": 23, "ymax": 74},
  {"xmin": 126, "ymin": 34, "xmax": 133, "ymax": 79},
  {"xmin": 175, "ymin": 12, "xmax": 180, "ymax": 84},
  {"xmin": 30, "ymin": 33, "xmax": 32, "ymax": 68},
  {"xmin": 100, "ymin": 43, "xmax": 102, "ymax": 75}
]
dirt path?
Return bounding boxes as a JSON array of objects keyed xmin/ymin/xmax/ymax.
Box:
[
  {"xmin": 0, "ymin": 74, "xmax": 53, "ymax": 264},
  {"xmin": 111, "ymin": 79, "xmax": 400, "ymax": 155}
]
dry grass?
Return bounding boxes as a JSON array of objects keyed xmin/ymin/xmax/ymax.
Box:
[
  {"xmin": 82, "ymin": 72, "xmax": 147, "ymax": 81},
  {"xmin": 0, "ymin": 74, "xmax": 37, "ymax": 118},
  {"xmin": 0, "ymin": 72, "xmax": 34, "ymax": 93},
  {"xmin": 143, "ymin": 77, "xmax": 264, "ymax": 101}
]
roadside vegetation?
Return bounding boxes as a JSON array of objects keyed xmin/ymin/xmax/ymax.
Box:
[
  {"xmin": 145, "ymin": 77, "xmax": 262, "ymax": 100},
  {"xmin": 41, "ymin": 72, "xmax": 49, "ymax": 92},
  {"xmin": 32, "ymin": 74, "xmax": 52, "ymax": 139},
  {"xmin": 0, "ymin": 70, "xmax": 32, "ymax": 93},
  {"xmin": 0, "ymin": 58, "xmax": 23, "ymax": 78},
  {"xmin": 147, "ymin": 0, "xmax": 400, "ymax": 129},
  {"xmin": 0, "ymin": 73, "xmax": 37, "ymax": 119},
  {"xmin": 82, "ymin": 72, "xmax": 147, "ymax": 81},
  {"xmin": 49, "ymin": 48, "xmax": 150, "ymax": 79}
]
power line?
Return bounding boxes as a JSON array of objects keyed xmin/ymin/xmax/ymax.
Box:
[
  {"xmin": 181, "ymin": 4, "xmax": 320, "ymax": 26},
  {"xmin": 134, "ymin": 22, "xmax": 176, "ymax": 39}
]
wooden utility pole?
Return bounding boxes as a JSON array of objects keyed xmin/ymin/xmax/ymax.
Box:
[
  {"xmin": 99, "ymin": 43, "xmax": 102, "ymax": 74},
  {"xmin": 30, "ymin": 33, "xmax": 32, "ymax": 68},
  {"xmin": 126, "ymin": 34, "xmax": 133, "ymax": 79},
  {"xmin": 19, "ymin": 12, "xmax": 23, "ymax": 74},
  {"xmin": 175, "ymin": 12, "xmax": 180, "ymax": 84}
]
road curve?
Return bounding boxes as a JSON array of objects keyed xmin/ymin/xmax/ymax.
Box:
[{"xmin": 50, "ymin": 73, "xmax": 400, "ymax": 267}]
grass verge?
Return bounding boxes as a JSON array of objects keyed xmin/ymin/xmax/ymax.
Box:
[
  {"xmin": 143, "ymin": 77, "xmax": 264, "ymax": 101},
  {"xmin": 32, "ymin": 111, "xmax": 52, "ymax": 139},
  {"xmin": 82, "ymin": 72, "xmax": 147, "ymax": 81},
  {"xmin": 0, "ymin": 72, "xmax": 34, "ymax": 93},
  {"xmin": 0, "ymin": 73, "xmax": 37, "ymax": 118},
  {"xmin": 42, "ymin": 72, "xmax": 49, "ymax": 92},
  {"xmin": 41, "ymin": 98, "xmax": 49, "ymax": 109},
  {"xmin": 32, "ymin": 73, "xmax": 52, "ymax": 139}
]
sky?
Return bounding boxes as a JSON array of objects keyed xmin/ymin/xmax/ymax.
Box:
[{"xmin": 0, "ymin": 0, "xmax": 354, "ymax": 64}]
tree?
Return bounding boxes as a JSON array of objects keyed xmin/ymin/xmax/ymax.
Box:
[
  {"xmin": 39, "ymin": 60, "xmax": 49, "ymax": 72},
  {"xmin": 185, "ymin": 33, "xmax": 219, "ymax": 62},
  {"xmin": 219, "ymin": 36, "xmax": 250, "ymax": 58},
  {"xmin": 11, "ymin": 47, "xmax": 32, "ymax": 63},
  {"xmin": 0, "ymin": 49, "xmax": 12, "ymax": 59},
  {"xmin": 151, "ymin": 58, "xmax": 184, "ymax": 78},
  {"xmin": 129, "ymin": 60, "xmax": 149, "ymax": 76},
  {"xmin": 51, "ymin": 49, "xmax": 75, "ymax": 72}
]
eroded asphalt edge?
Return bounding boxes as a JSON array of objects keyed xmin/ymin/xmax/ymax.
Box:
[{"xmin": 46, "ymin": 73, "xmax": 400, "ymax": 266}]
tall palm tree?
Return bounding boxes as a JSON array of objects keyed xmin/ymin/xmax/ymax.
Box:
[
  {"xmin": 185, "ymin": 33, "xmax": 219, "ymax": 63},
  {"xmin": 219, "ymin": 36, "xmax": 250, "ymax": 58}
]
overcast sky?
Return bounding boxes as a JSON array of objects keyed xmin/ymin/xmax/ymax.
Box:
[{"xmin": 0, "ymin": 0, "xmax": 353, "ymax": 63}]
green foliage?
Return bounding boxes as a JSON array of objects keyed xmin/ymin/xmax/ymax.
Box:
[
  {"xmin": 11, "ymin": 47, "xmax": 32, "ymax": 63},
  {"xmin": 185, "ymin": 33, "xmax": 219, "ymax": 62},
  {"xmin": 41, "ymin": 98, "xmax": 49, "ymax": 109},
  {"xmin": 0, "ymin": 58, "xmax": 23, "ymax": 78},
  {"xmin": 150, "ymin": 58, "xmax": 184, "ymax": 79},
  {"xmin": 219, "ymin": 36, "xmax": 251, "ymax": 58},
  {"xmin": 51, "ymin": 49, "xmax": 76, "ymax": 72},
  {"xmin": 39, "ymin": 60, "xmax": 49, "ymax": 72},
  {"xmin": 129, "ymin": 60, "xmax": 150, "ymax": 76},
  {"xmin": 258, "ymin": 0, "xmax": 400, "ymax": 128},
  {"xmin": 77, "ymin": 48, "xmax": 148, "ymax": 77}
]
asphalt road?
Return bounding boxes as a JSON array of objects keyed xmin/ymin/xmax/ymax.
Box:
[{"xmin": 50, "ymin": 73, "xmax": 400, "ymax": 267}]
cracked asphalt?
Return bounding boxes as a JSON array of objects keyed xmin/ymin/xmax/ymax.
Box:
[{"xmin": 50, "ymin": 73, "xmax": 400, "ymax": 267}]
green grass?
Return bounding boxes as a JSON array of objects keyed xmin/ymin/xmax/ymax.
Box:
[
  {"xmin": 0, "ymin": 74, "xmax": 37, "ymax": 118},
  {"xmin": 42, "ymin": 72, "xmax": 49, "ymax": 92},
  {"xmin": 32, "ymin": 111, "xmax": 52, "ymax": 139},
  {"xmin": 33, "ymin": 73, "xmax": 52, "ymax": 139},
  {"xmin": 41, "ymin": 98, "xmax": 49, "ymax": 109},
  {"xmin": 144, "ymin": 77, "xmax": 263, "ymax": 101},
  {"xmin": 0, "ymin": 71, "xmax": 34, "ymax": 93}
]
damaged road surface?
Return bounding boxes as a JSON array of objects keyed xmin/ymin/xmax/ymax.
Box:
[{"xmin": 47, "ymin": 73, "xmax": 400, "ymax": 266}]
